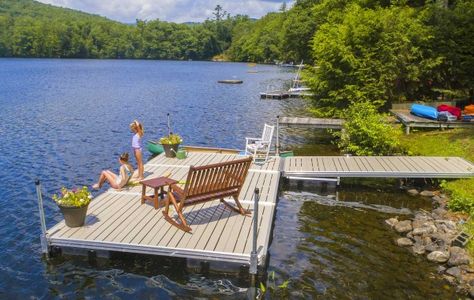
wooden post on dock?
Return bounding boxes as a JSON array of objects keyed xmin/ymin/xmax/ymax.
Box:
[{"xmin": 35, "ymin": 180, "xmax": 49, "ymax": 257}]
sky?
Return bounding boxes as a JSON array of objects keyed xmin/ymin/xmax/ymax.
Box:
[{"xmin": 37, "ymin": 0, "xmax": 293, "ymax": 23}]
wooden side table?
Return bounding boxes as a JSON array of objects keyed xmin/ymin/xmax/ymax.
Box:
[{"xmin": 140, "ymin": 177, "xmax": 178, "ymax": 209}]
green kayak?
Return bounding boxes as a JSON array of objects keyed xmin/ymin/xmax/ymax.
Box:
[{"xmin": 146, "ymin": 141, "xmax": 164, "ymax": 155}]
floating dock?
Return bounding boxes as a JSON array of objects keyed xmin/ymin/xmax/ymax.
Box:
[
  {"xmin": 46, "ymin": 153, "xmax": 280, "ymax": 267},
  {"xmin": 391, "ymin": 110, "xmax": 474, "ymax": 134},
  {"xmin": 42, "ymin": 152, "xmax": 474, "ymax": 270}
]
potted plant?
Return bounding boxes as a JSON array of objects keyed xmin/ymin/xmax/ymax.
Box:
[
  {"xmin": 160, "ymin": 133, "xmax": 183, "ymax": 158},
  {"xmin": 52, "ymin": 186, "xmax": 92, "ymax": 227}
]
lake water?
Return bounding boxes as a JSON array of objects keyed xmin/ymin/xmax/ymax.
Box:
[{"xmin": 0, "ymin": 59, "xmax": 457, "ymax": 298}]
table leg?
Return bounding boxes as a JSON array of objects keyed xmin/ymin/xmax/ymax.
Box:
[
  {"xmin": 154, "ymin": 187, "xmax": 159, "ymax": 209},
  {"xmin": 141, "ymin": 184, "xmax": 146, "ymax": 204}
]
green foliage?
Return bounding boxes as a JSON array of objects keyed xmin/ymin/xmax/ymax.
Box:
[
  {"xmin": 0, "ymin": 0, "xmax": 247, "ymax": 60},
  {"xmin": 52, "ymin": 186, "xmax": 92, "ymax": 208},
  {"xmin": 336, "ymin": 101, "xmax": 402, "ymax": 155},
  {"xmin": 442, "ymin": 179, "xmax": 474, "ymax": 214},
  {"xmin": 306, "ymin": 4, "xmax": 438, "ymax": 117},
  {"xmin": 227, "ymin": 12, "xmax": 285, "ymax": 62},
  {"xmin": 400, "ymin": 128, "xmax": 474, "ymax": 216},
  {"xmin": 160, "ymin": 134, "xmax": 183, "ymax": 145}
]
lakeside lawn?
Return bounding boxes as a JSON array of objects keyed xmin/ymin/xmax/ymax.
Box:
[{"xmin": 400, "ymin": 128, "xmax": 474, "ymax": 254}]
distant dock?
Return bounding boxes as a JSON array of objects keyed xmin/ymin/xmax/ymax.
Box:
[{"xmin": 260, "ymin": 90, "xmax": 311, "ymax": 99}]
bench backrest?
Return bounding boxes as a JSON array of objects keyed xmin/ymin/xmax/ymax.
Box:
[{"xmin": 183, "ymin": 157, "xmax": 253, "ymax": 200}]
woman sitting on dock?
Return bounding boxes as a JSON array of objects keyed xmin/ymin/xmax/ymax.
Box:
[{"xmin": 92, "ymin": 153, "xmax": 134, "ymax": 190}]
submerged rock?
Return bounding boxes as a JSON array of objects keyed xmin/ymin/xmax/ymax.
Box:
[
  {"xmin": 385, "ymin": 217, "xmax": 399, "ymax": 228},
  {"xmin": 448, "ymin": 247, "xmax": 471, "ymax": 267},
  {"xmin": 413, "ymin": 225, "xmax": 436, "ymax": 236},
  {"xmin": 446, "ymin": 266, "xmax": 462, "ymax": 279},
  {"xmin": 437, "ymin": 265, "xmax": 447, "ymax": 274},
  {"xmin": 420, "ymin": 190, "xmax": 437, "ymax": 197},
  {"xmin": 412, "ymin": 244, "xmax": 426, "ymax": 255},
  {"xmin": 432, "ymin": 207, "xmax": 448, "ymax": 217},
  {"xmin": 395, "ymin": 220, "xmax": 412, "ymax": 233},
  {"xmin": 427, "ymin": 251, "xmax": 450, "ymax": 263},
  {"xmin": 397, "ymin": 238, "xmax": 414, "ymax": 247}
]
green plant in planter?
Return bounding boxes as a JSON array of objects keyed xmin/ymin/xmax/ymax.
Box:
[
  {"xmin": 160, "ymin": 134, "xmax": 183, "ymax": 145},
  {"xmin": 52, "ymin": 186, "xmax": 92, "ymax": 208}
]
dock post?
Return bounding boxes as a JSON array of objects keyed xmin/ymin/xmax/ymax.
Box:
[
  {"xmin": 167, "ymin": 113, "xmax": 171, "ymax": 136},
  {"xmin": 249, "ymin": 188, "xmax": 260, "ymax": 276},
  {"xmin": 276, "ymin": 116, "xmax": 280, "ymax": 156},
  {"xmin": 35, "ymin": 180, "xmax": 49, "ymax": 257}
]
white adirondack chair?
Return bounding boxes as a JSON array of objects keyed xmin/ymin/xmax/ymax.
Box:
[{"xmin": 245, "ymin": 123, "xmax": 274, "ymax": 163}]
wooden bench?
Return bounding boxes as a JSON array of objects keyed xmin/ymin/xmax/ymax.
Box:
[{"xmin": 164, "ymin": 157, "xmax": 253, "ymax": 232}]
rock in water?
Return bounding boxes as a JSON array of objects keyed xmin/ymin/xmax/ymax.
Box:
[
  {"xmin": 412, "ymin": 244, "xmax": 425, "ymax": 255},
  {"xmin": 446, "ymin": 266, "xmax": 462, "ymax": 279},
  {"xmin": 394, "ymin": 220, "xmax": 412, "ymax": 233},
  {"xmin": 420, "ymin": 190, "xmax": 436, "ymax": 197},
  {"xmin": 407, "ymin": 189, "xmax": 419, "ymax": 196},
  {"xmin": 385, "ymin": 217, "xmax": 398, "ymax": 228},
  {"xmin": 397, "ymin": 238, "xmax": 414, "ymax": 247},
  {"xmin": 448, "ymin": 247, "xmax": 471, "ymax": 267},
  {"xmin": 432, "ymin": 207, "xmax": 447, "ymax": 217},
  {"xmin": 413, "ymin": 226, "xmax": 436, "ymax": 236},
  {"xmin": 427, "ymin": 251, "xmax": 450, "ymax": 263}
]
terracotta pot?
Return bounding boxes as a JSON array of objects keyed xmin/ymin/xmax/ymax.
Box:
[
  {"xmin": 59, "ymin": 204, "xmax": 89, "ymax": 227},
  {"xmin": 162, "ymin": 143, "xmax": 180, "ymax": 158}
]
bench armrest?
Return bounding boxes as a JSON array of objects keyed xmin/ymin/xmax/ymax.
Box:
[{"xmin": 170, "ymin": 184, "xmax": 185, "ymax": 197}]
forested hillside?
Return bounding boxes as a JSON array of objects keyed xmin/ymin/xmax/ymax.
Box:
[
  {"xmin": 0, "ymin": 0, "xmax": 249, "ymax": 59},
  {"xmin": 227, "ymin": 0, "xmax": 474, "ymax": 114}
]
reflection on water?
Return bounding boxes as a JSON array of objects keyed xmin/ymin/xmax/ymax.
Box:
[{"xmin": 267, "ymin": 182, "xmax": 456, "ymax": 299}]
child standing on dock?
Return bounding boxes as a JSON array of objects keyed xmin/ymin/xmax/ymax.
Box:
[{"xmin": 130, "ymin": 120, "xmax": 144, "ymax": 181}]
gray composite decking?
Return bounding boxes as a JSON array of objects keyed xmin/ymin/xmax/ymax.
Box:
[
  {"xmin": 282, "ymin": 156, "xmax": 474, "ymax": 179},
  {"xmin": 278, "ymin": 116, "xmax": 344, "ymax": 129},
  {"xmin": 45, "ymin": 151, "xmax": 474, "ymax": 266},
  {"xmin": 46, "ymin": 152, "xmax": 281, "ymax": 266}
]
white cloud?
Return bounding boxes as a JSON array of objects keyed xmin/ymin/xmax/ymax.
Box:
[{"xmin": 37, "ymin": 0, "xmax": 293, "ymax": 23}]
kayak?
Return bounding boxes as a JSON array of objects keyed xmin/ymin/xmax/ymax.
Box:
[
  {"xmin": 411, "ymin": 104, "xmax": 438, "ymax": 120},
  {"xmin": 146, "ymin": 141, "xmax": 164, "ymax": 155}
]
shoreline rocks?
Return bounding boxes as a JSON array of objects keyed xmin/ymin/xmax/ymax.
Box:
[{"xmin": 387, "ymin": 189, "xmax": 473, "ymax": 297}]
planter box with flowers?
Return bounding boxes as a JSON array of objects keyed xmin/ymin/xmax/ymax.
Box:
[
  {"xmin": 160, "ymin": 134, "xmax": 183, "ymax": 158},
  {"xmin": 53, "ymin": 186, "xmax": 92, "ymax": 227}
]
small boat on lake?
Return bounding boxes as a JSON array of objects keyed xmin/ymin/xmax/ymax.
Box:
[{"xmin": 218, "ymin": 79, "xmax": 243, "ymax": 84}]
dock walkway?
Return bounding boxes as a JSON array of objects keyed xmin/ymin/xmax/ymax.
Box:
[
  {"xmin": 46, "ymin": 152, "xmax": 280, "ymax": 266},
  {"xmin": 278, "ymin": 116, "xmax": 344, "ymax": 129},
  {"xmin": 282, "ymin": 156, "xmax": 474, "ymax": 179}
]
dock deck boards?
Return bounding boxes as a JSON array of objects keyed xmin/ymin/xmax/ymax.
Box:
[
  {"xmin": 46, "ymin": 151, "xmax": 474, "ymax": 267},
  {"xmin": 278, "ymin": 116, "xmax": 344, "ymax": 129},
  {"xmin": 282, "ymin": 156, "xmax": 474, "ymax": 178},
  {"xmin": 47, "ymin": 152, "xmax": 281, "ymax": 265}
]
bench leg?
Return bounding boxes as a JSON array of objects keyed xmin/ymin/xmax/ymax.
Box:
[
  {"xmin": 221, "ymin": 195, "xmax": 251, "ymax": 215},
  {"xmin": 162, "ymin": 192, "xmax": 192, "ymax": 232}
]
